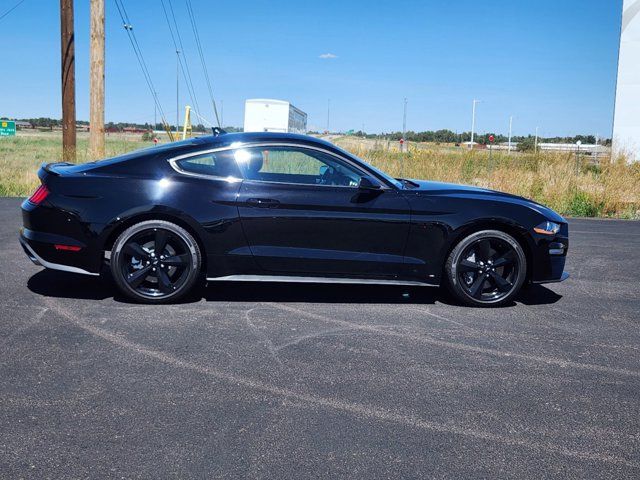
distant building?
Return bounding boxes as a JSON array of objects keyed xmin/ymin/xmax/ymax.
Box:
[
  {"xmin": 460, "ymin": 141, "xmax": 486, "ymax": 149},
  {"xmin": 122, "ymin": 127, "xmax": 150, "ymax": 134},
  {"xmin": 243, "ymin": 99, "xmax": 307, "ymax": 134},
  {"xmin": 537, "ymin": 143, "xmax": 609, "ymax": 155},
  {"xmin": 15, "ymin": 121, "xmax": 32, "ymax": 130}
]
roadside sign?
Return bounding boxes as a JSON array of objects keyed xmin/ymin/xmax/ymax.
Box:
[
  {"xmin": 399, "ymin": 138, "xmax": 405, "ymax": 144},
  {"xmin": 489, "ymin": 134, "xmax": 495, "ymax": 143},
  {"xmin": 0, "ymin": 120, "xmax": 16, "ymax": 137}
]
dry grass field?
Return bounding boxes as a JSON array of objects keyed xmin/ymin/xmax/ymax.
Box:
[
  {"xmin": 335, "ymin": 137, "xmax": 640, "ymax": 219},
  {"xmin": 1, "ymin": 131, "xmax": 638, "ymax": 218}
]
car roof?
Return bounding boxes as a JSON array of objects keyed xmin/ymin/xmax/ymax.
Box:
[
  {"xmin": 77, "ymin": 132, "xmax": 345, "ymax": 175},
  {"xmin": 193, "ymin": 131, "xmax": 336, "ymax": 149}
]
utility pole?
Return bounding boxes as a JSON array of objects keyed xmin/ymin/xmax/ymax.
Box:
[
  {"xmin": 60, "ymin": 0, "xmax": 76, "ymax": 162},
  {"xmin": 326, "ymin": 98, "xmax": 330, "ymax": 133},
  {"xmin": 176, "ymin": 49, "xmax": 180, "ymax": 133},
  {"xmin": 507, "ymin": 115, "xmax": 513, "ymax": 154},
  {"xmin": 534, "ymin": 126, "xmax": 539, "ymax": 154},
  {"xmin": 470, "ymin": 99, "xmax": 480, "ymax": 150},
  {"xmin": 89, "ymin": 0, "xmax": 105, "ymax": 160},
  {"xmin": 402, "ymin": 97, "xmax": 407, "ymax": 152}
]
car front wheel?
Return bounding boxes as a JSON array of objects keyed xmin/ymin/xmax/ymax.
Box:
[
  {"xmin": 110, "ymin": 220, "xmax": 201, "ymax": 303},
  {"xmin": 445, "ymin": 230, "xmax": 527, "ymax": 307}
]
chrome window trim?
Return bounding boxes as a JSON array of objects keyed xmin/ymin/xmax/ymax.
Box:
[
  {"xmin": 167, "ymin": 149, "xmax": 243, "ymax": 183},
  {"xmin": 167, "ymin": 142, "xmax": 392, "ymax": 189}
]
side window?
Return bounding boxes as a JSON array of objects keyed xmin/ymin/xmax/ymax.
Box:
[
  {"xmin": 174, "ymin": 150, "xmax": 241, "ymax": 178},
  {"xmin": 233, "ymin": 147, "xmax": 364, "ymax": 187}
]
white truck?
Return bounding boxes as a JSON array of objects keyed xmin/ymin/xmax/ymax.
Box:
[{"xmin": 243, "ymin": 99, "xmax": 307, "ymax": 134}]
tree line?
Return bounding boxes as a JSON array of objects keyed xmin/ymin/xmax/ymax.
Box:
[
  {"xmin": 3, "ymin": 117, "xmax": 610, "ymax": 146},
  {"xmin": 351, "ymin": 130, "xmax": 610, "ymax": 146},
  {"xmin": 0, "ymin": 117, "xmax": 214, "ymax": 133}
]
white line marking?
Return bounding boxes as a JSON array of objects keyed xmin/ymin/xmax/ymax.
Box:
[{"xmin": 269, "ymin": 303, "xmax": 640, "ymax": 378}]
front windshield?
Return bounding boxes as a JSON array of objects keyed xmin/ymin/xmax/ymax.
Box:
[{"xmin": 330, "ymin": 144, "xmax": 403, "ymax": 189}]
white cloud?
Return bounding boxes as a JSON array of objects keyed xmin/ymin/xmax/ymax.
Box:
[{"xmin": 319, "ymin": 53, "xmax": 338, "ymax": 59}]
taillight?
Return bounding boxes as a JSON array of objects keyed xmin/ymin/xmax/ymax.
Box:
[
  {"xmin": 28, "ymin": 185, "xmax": 49, "ymax": 205},
  {"xmin": 54, "ymin": 244, "xmax": 82, "ymax": 252}
]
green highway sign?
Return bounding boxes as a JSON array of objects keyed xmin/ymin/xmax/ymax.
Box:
[{"xmin": 0, "ymin": 120, "xmax": 16, "ymax": 136}]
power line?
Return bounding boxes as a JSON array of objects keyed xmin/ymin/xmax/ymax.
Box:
[
  {"xmin": 184, "ymin": 0, "xmax": 221, "ymax": 127},
  {"xmin": 159, "ymin": 0, "xmax": 201, "ymax": 116},
  {"xmin": 0, "ymin": 0, "xmax": 26, "ymax": 22},
  {"xmin": 113, "ymin": 0, "xmax": 173, "ymax": 138},
  {"xmin": 190, "ymin": 108, "xmax": 216, "ymax": 128},
  {"xmin": 167, "ymin": 0, "xmax": 201, "ymax": 117}
]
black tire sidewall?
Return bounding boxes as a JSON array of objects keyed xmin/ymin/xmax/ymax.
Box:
[
  {"xmin": 110, "ymin": 220, "xmax": 201, "ymax": 303},
  {"xmin": 446, "ymin": 230, "xmax": 527, "ymax": 307}
]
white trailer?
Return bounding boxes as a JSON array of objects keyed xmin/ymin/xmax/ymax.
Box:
[{"xmin": 243, "ymin": 99, "xmax": 307, "ymax": 134}]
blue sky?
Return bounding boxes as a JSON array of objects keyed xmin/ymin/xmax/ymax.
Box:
[{"xmin": 0, "ymin": 0, "xmax": 623, "ymax": 137}]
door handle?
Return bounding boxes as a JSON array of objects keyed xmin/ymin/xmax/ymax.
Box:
[{"xmin": 246, "ymin": 198, "xmax": 280, "ymax": 208}]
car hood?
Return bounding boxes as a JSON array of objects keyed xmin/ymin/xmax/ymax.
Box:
[{"xmin": 404, "ymin": 179, "xmax": 566, "ymax": 223}]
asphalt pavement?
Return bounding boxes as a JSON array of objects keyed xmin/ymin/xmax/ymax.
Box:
[{"xmin": 1, "ymin": 197, "xmax": 639, "ymax": 479}]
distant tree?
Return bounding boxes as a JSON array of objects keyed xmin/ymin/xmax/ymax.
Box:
[{"xmin": 517, "ymin": 136, "xmax": 536, "ymax": 152}]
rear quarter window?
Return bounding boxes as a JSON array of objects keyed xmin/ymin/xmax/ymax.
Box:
[{"xmin": 174, "ymin": 151, "xmax": 241, "ymax": 178}]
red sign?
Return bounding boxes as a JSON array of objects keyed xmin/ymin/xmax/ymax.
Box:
[
  {"xmin": 399, "ymin": 138, "xmax": 405, "ymax": 144},
  {"xmin": 489, "ymin": 135, "xmax": 495, "ymax": 143}
]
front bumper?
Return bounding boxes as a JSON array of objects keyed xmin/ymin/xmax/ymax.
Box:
[{"xmin": 529, "ymin": 224, "xmax": 569, "ymax": 284}]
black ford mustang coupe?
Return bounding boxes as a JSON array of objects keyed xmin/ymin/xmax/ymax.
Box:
[{"xmin": 20, "ymin": 131, "xmax": 568, "ymax": 306}]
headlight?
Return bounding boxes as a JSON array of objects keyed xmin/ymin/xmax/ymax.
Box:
[{"xmin": 533, "ymin": 221, "xmax": 561, "ymax": 235}]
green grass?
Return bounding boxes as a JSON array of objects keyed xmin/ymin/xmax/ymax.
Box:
[{"xmin": 0, "ymin": 133, "xmax": 150, "ymax": 196}]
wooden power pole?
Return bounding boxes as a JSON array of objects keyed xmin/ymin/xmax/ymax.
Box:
[
  {"xmin": 60, "ymin": 0, "xmax": 76, "ymax": 162},
  {"xmin": 89, "ymin": 0, "xmax": 105, "ymax": 159}
]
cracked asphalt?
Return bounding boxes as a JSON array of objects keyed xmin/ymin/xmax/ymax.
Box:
[{"xmin": 1, "ymin": 197, "xmax": 639, "ymax": 479}]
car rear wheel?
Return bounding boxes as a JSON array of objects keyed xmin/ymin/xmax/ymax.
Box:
[
  {"xmin": 445, "ymin": 230, "xmax": 526, "ymax": 307},
  {"xmin": 110, "ymin": 220, "xmax": 201, "ymax": 303}
]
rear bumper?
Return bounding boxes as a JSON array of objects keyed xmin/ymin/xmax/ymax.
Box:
[{"xmin": 19, "ymin": 230, "xmax": 99, "ymax": 276}]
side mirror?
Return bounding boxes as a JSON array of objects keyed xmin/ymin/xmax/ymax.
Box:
[{"xmin": 358, "ymin": 176, "xmax": 381, "ymax": 190}]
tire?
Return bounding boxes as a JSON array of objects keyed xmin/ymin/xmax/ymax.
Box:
[
  {"xmin": 445, "ymin": 230, "xmax": 527, "ymax": 307},
  {"xmin": 110, "ymin": 220, "xmax": 201, "ymax": 303}
]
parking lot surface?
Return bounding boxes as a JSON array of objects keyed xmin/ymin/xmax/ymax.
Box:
[{"xmin": 1, "ymin": 197, "xmax": 639, "ymax": 479}]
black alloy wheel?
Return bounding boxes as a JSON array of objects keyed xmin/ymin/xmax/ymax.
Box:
[
  {"xmin": 445, "ymin": 230, "xmax": 526, "ymax": 307},
  {"xmin": 111, "ymin": 220, "xmax": 201, "ymax": 303}
]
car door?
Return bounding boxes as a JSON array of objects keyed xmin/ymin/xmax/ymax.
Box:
[{"xmin": 233, "ymin": 144, "xmax": 411, "ymax": 277}]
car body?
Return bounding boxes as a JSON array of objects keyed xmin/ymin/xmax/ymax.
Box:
[{"xmin": 20, "ymin": 131, "xmax": 568, "ymax": 306}]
